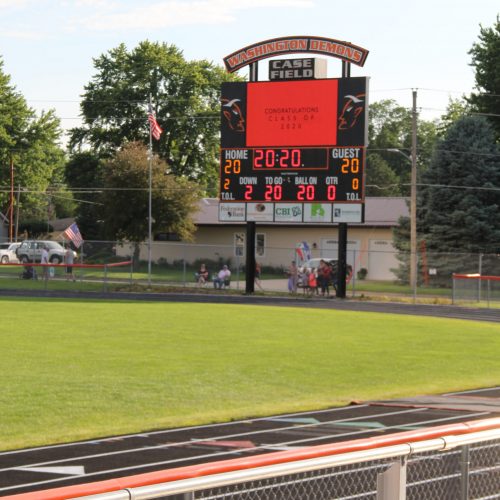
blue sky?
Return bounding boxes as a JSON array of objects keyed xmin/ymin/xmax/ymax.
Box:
[{"xmin": 0, "ymin": 0, "xmax": 498, "ymax": 145}]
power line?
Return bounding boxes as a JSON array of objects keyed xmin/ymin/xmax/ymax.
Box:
[{"xmin": 368, "ymin": 148, "xmax": 500, "ymax": 158}]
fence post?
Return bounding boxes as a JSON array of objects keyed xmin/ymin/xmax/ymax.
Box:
[
  {"xmin": 236, "ymin": 252, "xmax": 240, "ymax": 290},
  {"xmin": 351, "ymin": 249, "xmax": 357, "ymax": 297},
  {"xmin": 376, "ymin": 459, "xmax": 406, "ymax": 500},
  {"xmin": 478, "ymin": 253, "xmax": 483, "ymax": 302},
  {"xmin": 103, "ymin": 264, "xmax": 108, "ymax": 293},
  {"xmin": 460, "ymin": 445, "xmax": 470, "ymax": 500},
  {"xmin": 183, "ymin": 259, "xmax": 186, "ymax": 287},
  {"xmin": 452, "ymin": 274, "xmax": 456, "ymax": 305}
]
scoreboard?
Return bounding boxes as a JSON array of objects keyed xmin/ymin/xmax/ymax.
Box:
[{"xmin": 219, "ymin": 77, "xmax": 368, "ymax": 222}]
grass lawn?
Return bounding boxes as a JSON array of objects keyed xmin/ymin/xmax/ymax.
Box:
[{"xmin": 1, "ymin": 297, "xmax": 499, "ymax": 451}]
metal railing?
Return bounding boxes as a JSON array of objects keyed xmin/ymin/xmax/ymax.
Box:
[
  {"xmin": 453, "ymin": 274, "xmax": 500, "ymax": 307},
  {"xmin": 7, "ymin": 418, "xmax": 499, "ymax": 500}
]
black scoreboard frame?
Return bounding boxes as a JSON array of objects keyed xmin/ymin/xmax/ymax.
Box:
[{"xmin": 219, "ymin": 77, "xmax": 368, "ymax": 222}]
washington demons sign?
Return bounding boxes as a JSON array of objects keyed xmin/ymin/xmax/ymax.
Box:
[{"xmin": 223, "ymin": 36, "xmax": 369, "ymax": 73}]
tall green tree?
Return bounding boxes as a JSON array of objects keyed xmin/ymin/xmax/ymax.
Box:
[
  {"xmin": 367, "ymin": 99, "xmax": 437, "ymax": 196},
  {"xmin": 70, "ymin": 41, "xmax": 240, "ymax": 195},
  {"xmin": 365, "ymin": 153, "xmax": 401, "ymax": 196},
  {"xmin": 65, "ymin": 152, "xmax": 105, "ymax": 240},
  {"xmin": 417, "ymin": 116, "xmax": 500, "ymax": 282},
  {"xmin": 0, "ymin": 58, "xmax": 65, "ymax": 223},
  {"xmin": 438, "ymin": 98, "xmax": 470, "ymax": 137},
  {"xmin": 102, "ymin": 142, "xmax": 200, "ymax": 262},
  {"xmin": 468, "ymin": 16, "xmax": 500, "ymax": 140}
]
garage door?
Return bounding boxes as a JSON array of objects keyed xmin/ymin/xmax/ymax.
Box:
[{"xmin": 368, "ymin": 240, "xmax": 398, "ymax": 280}]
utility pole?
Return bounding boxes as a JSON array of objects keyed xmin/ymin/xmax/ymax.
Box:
[{"xmin": 410, "ymin": 90, "xmax": 418, "ymax": 295}]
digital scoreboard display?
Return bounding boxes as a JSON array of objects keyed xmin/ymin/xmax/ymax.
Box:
[{"xmin": 220, "ymin": 77, "xmax": 368, "ymax": 221}]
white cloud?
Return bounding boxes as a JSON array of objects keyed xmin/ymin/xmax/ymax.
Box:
[
  {"xmin": 0, "ymin": 29, "xmax": 46, "ymax": 39},
  {"xmin": 76, "ymin": 0, "xmax": 314, "ymax": 31},
  {"xmin": 0, "ymin": 0, "xmax": 31, "ymax": 9}
]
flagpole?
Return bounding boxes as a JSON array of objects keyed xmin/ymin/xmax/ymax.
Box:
[{"xmin": 148, "ymin": 94, "xmax": 153, "ymax": 286}]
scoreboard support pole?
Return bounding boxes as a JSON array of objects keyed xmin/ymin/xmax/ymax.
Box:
[
  {"xmin": 245, "ymin": 62, "xmax": 259, "ymax": 294},
  {"xmin": 245, "ymin": 221, "xmax": 256, "ymax": 294},
  {"xmin": 336, "ymin": 60, "xmax": 351, "ymax": 299}
]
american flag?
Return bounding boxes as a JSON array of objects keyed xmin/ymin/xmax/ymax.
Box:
[
  {"xmin": 62, "ymin": 223, "xmax": 84, "ymax": 249},
  {"xmin": 148, "ymin": 104, "xmax": 163, "ymax": 140}
]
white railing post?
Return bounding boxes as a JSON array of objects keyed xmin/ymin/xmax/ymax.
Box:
[
  {"xmin": 460, "ymin": 445, "xmax": 470, "ymax": 500},
  {"xmin": 376, "ymin": 459, "xmax": 406, "ymax": 500}
]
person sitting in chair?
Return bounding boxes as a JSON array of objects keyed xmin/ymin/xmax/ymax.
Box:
[
  {"xmin": 213, "ymin": 265, "xmax": 231, "ymax": 289},
  {"xmin": 195, "ymin": 263, "xmax": 209, "ymax": 285}
]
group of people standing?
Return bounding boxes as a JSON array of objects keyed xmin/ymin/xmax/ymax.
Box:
[{"xmin": 288, "ymin": 259, "xmax": 333, "ymax": 296}]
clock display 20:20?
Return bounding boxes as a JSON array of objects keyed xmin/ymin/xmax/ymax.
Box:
[{"xmin": 220, "ymin": 147, "xmax": 364, "ymax": 203}]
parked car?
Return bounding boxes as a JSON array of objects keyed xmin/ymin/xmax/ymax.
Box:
[
  {"xmin": 16, "ymin": 240, "xmax": 76, "ymax": 264},
  {"xmin": 0, "ymin": 242, "xmax": 21, "ymax": 263}
]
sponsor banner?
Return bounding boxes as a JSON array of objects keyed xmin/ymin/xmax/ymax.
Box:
[
  {"xmin": 219, "ymin": 203, "xmax": 246, "ymax": 221},
  {"xmin": 246, "ymin": 203, "xmax": 274, "ymax": 221},
  {"xmin": 333, "ymin": 203, "xmax": 363, "ymax": 223},
  {"xmin": 303, "ymin": 203, "xmax": 332, "ymax": 223},
  {"xmin": 274, "ymin": 203, "xmax": 303, "ymax": 222}
]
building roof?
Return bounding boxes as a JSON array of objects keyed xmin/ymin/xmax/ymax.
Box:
[{"xmin": 194, "ymin": 198, "xmax": 409, "ymax": 227}]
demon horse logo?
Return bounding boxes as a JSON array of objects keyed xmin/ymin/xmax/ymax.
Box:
[
  {"xmin": 222, "ymin": 98, "xmax": 245, "ymax": 132},
  {"xmin": 338, "ymin": 93, "xmax": 365, "ymax": 130}
]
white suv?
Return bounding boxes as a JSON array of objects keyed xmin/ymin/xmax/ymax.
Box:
[
  {"xmin": 16, "ymin": 240, "xmax": 76, "ymax": 264},
  {"xmin": 0, "ymin": 242, "xmax": 21, "ymax": 263}
]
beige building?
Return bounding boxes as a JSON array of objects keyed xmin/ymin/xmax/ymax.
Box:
[{"xmin": 124, "ymin": 197, "xmax": 408, "ymax": 281}]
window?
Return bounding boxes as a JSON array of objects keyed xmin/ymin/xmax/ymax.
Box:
[
  {"xmin": 155, "ymin": 232, "xmax": 181, "ymax": 242},
  {"xmin": 234, "ymin": 232, "xmax": 266, "ymax": 257}
]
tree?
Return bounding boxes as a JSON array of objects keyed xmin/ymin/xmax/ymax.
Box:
[
  {"xmin": 365, "ymin": 153, "xmax": 401, "ymax": 196},
  {"xmin": 101, "ymin": 142, "xmax": 200, "ymax": 263},
  {"xmin": 417, "ymin": 116, "xmax": 500, "ymax": 283},
  {"xmin": 0, "ymin": 58, "xmax": 66, "ymax": 225},
  {"xmin": 368, "ymin": 99, "xmax": 437, "ymax": 196},
  {"xmin": 437, "ymin": 98, "xmax": 470, "ymax": 137},
  {"xmin": 70, "ymin": 41, "xmax": 240, "ymax": 195},
  {"xmin": 468, "ymin": 16, "xmax": 500, "ymax": 140},
  {"xmin": 65, "ymin": 152, "xmax": 105, "ymax": 240}
]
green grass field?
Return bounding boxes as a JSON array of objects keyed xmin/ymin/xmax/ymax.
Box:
[{"xmin": 1, "ymin": 297, "xmax": 499, "ymax": 451}]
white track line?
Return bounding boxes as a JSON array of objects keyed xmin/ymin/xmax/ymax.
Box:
[
  {"xmin": 0, "ymin": 403, "xmax": 369, "ymax": 457},
  {"xmin": 0, "ymin": 407, "xmax": 424, "ymax": 471}
]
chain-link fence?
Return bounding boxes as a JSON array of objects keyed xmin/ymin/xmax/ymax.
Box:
[
  {"xmin": 452, "ymin": 274, "xmax": 500, "ymax": 306},
  {"xmin": 69, "ymin": 426, "xmax": 500, "ymax": 500},
  {"xmin": 0, "ymin": 239, "xmax": 499, "ymax": 304},
  {"xmin": 191, "ymin": 441, "xmax": 499, "ymax": 500}
]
